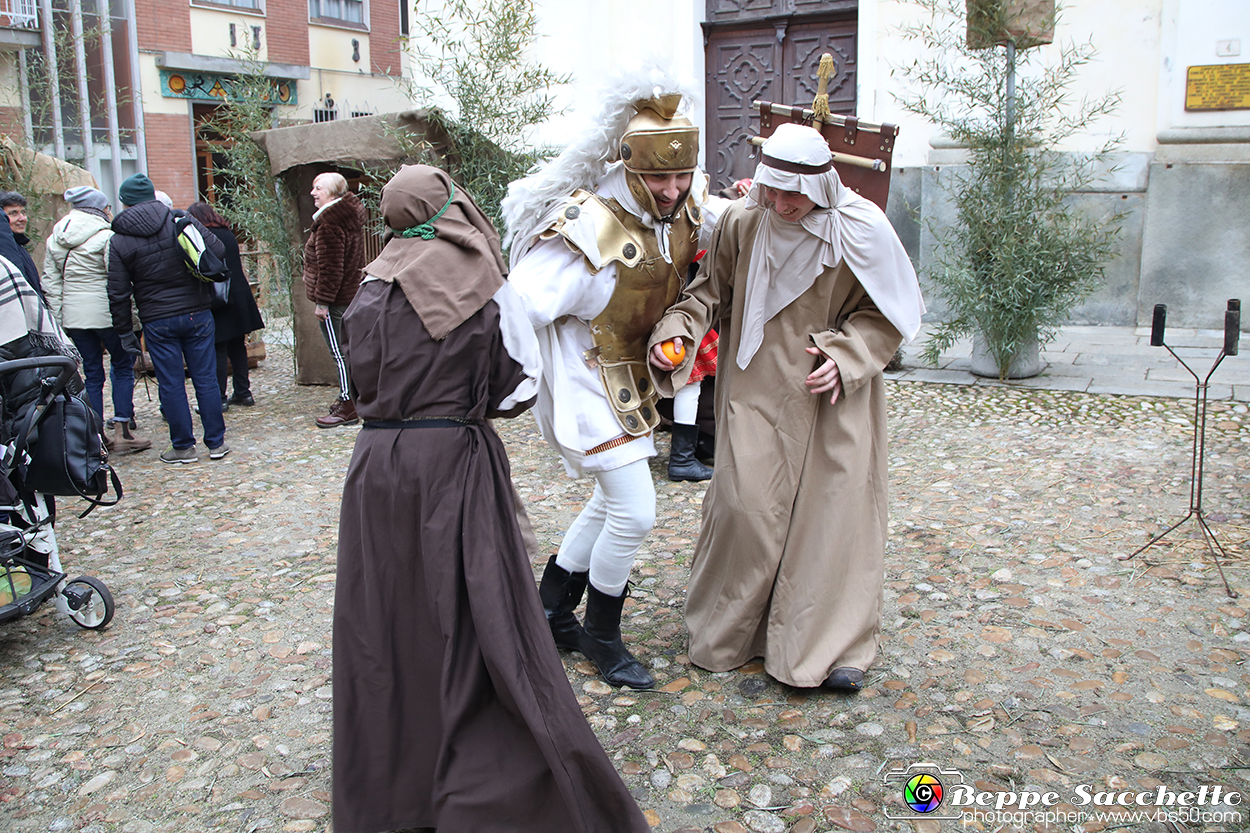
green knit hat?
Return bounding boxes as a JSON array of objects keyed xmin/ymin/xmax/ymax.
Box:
[{"xmin": 118, "ymin": 173, "xmax": 156, "ymax": 207}]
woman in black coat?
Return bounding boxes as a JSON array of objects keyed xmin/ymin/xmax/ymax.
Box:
[{"xmin": 187, "ymin": 203, "xmax": 265, "ymax": 407}]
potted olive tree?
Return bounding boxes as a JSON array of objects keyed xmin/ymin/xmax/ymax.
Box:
[{"xmin": 896, "ymin": 0, "xmax": 1125, "ymax": 380}]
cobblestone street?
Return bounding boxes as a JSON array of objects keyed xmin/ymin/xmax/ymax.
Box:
[{"xmin": 1, "ymin": 350, "xmax": 1248, "ymax": 833}]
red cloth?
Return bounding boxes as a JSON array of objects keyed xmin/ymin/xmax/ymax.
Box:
[{"xmin": 688, "ymin": 328, "xmax": 718, "ymax": 384}]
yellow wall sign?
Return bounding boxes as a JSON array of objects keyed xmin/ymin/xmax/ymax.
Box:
[{"xmin": 1186, "ymin": 63, "xmax": 1250, "ymax": 111}]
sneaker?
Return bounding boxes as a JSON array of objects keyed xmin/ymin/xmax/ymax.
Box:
[
  {"xmin": 159, "ymin": 446, "xmax": 198, "ymax": 464},
  {"xmin": 229, "ymin": 390, "xmax": 255, "ymax": 407},
  {"xmin": 111, "ymin": 422, "xmax": 152, "ymax": 454},
  {"xmin": 316, "ymin": 398, "xmax": 359, "ymax": 429},
  {"xmin": 208, "ymin": 443, "xmax": 230, "ymax": 460}
]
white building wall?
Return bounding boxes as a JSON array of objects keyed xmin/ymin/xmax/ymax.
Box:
[
  {"xmin": 527, "ymin": 0, "xmax": 707, "ymax": 155},
  {"xmin": 518, "ymin": 0, "xmax": 1249, "ymax": 328},
  {"xmin": 523, "ymin": 0, "xmax": 1248, "ymax": 162},
  {"xmin": 1161, "ymin": 0, "xmax": 1250, "ymax": 133},
  {"xmin": 189, "ymin": 8, "xmax": 271, "ymax": 64},
  {"xmin": 867, "ymin": 0, "xmax": 1166, "ymax": 166}
]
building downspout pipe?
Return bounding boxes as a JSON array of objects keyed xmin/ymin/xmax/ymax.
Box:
[
  {"xmin": 122, "ymin": 0, "xmax": 146, "ymax": 174},
  {"xmin": 70, "ymin": 0, "xmax": 97, "ymax": 180},
  {"xmin": 97, "ymin": 0, "xmax": 124, "ymax": 198},
  {"xmin": 37, "ymin": 0, "xmax": 65, "ymax": 159}
]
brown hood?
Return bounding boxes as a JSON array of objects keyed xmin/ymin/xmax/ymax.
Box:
[{"xmin": 363, "ymin": 165, "xmax": 505, "ymax": 341}]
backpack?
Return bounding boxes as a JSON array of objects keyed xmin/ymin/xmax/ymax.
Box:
[{"xmin": 173, "ymin": 214, "xmax": 229, "ymax": 283}]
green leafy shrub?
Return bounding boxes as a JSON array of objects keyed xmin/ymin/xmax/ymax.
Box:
[{"xmin": 895, "ymin": 0, "xmax": 1125, "ymax": 379}]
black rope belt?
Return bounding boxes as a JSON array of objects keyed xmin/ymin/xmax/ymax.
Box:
[{"xmin": 362, "ymin": 417, "xmax": 479, "ymax": 429}]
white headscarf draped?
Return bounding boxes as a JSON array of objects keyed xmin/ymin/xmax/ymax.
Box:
[{"xmin": 737, "ymin": 123, "xmax": 925, "ymax": 369}]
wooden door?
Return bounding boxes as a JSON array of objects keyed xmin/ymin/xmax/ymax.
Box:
[
  {"xmin": 705, "ymin": 27, "xmax": 782, "ymax": 189},
  {"xmin": 704, "ymin": 11, "xmax": 857, "ymax": 189},
  {"xmin": 784, "ymin": 21, "xmax": 857, "ymax": 114}
]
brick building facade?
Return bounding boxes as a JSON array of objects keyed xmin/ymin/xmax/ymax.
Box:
[{"xmin": 0, "ymin": 0, "xmax": 412, "ymax": 208}]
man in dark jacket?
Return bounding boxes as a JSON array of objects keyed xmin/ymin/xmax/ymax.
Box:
[
  {"xmin": 108, "ymin": 173, "xmax": 228, "ymax": 464},
  {"xmin": 0, "ymin": 191, "xmax": 42, "ymax": 297}
]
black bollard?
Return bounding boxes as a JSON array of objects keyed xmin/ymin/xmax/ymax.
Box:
[
  {"xmin": 1150, "ymin": 303, "xmax": 1167, "ymax": 347},
  {"xmin": 1226, "ymin": 299, "xmax": 1241, "ymax": 357}
]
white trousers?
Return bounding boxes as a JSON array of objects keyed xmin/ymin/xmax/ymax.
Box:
[
  {"xmin": 673, "ymin": 380, "xmax": 702, "ymax": 425},
  {"xmin": 554, "ymin": 458, "xmax": 655, "ymax": 595}
]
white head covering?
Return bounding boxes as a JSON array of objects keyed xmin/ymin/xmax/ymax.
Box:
[{"xmin": 736, "ymin": 123, "xmax": 925, "ymax": 369}]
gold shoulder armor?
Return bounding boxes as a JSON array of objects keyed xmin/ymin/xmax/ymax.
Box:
[
  {"xmin": 541, "ymin": 190, "xmax": 645, "ymax": 273},
  {"xmin": 684, "ymin": 192, "xmax": 704, "ymax": 229}
]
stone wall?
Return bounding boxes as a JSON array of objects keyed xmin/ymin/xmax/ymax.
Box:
[
  {"xmin": 1139, "ymin": 132, "xmax": 1250, "ymax": 331},
  {"xmin": 888, "ymin": 143, "xmax": 1247, "ymax": 331}
]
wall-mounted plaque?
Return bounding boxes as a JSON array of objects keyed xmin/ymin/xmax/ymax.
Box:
[
  {"xmin": 160, "ymin": 69, "xmax": 297, "ymax": 107},
  {"xmin": 1186, "ymin": 63, "xmax": 1250, "ymax": 111}
]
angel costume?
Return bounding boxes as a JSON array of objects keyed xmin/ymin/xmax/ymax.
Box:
[{"xmin": 650, "ymin": 124, "xmax": 925, "ymax": 690}]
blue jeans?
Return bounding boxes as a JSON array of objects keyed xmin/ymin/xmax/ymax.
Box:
[
  {"xmin": 66, "ymin": 327, "xmax": 135, "ymax": 423},
  {"xmin": 144, "ymin": 311, "xmax": 225, "ymax": 450}
]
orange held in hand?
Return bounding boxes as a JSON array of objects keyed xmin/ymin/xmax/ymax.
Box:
[{"xmin": 661, "ymin": 340, "xmax": 685, "ymax": 364}]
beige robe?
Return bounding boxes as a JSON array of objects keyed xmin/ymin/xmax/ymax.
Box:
[{"xmin": 650, "ymin": 202, "xmax": 902, "ymax": 688}]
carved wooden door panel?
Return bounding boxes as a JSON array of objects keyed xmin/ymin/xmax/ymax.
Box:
[
  {"xmin": 704, "ymin": 13, "xmax": 857, "ymax": 189},
  {"xmin": 784, "ymin": 21, "xmax": 857, "ymax": 117},
  {"xmin": 705, "ymin": 27, "xmax": 781, "ymax": 189}
]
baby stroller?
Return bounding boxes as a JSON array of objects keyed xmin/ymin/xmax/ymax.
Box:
[{"xmin": 0, "ymin": 354, "xmax": 117, "ymax": 630}]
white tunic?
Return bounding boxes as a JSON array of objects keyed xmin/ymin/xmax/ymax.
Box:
[{"xmin": 509, "ymin": 174, "xmax": 727, "ymax": 478}]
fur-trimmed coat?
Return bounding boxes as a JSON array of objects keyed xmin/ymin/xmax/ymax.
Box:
[{"xmin": 303, "ymin": 192, "xmax": 367, "ymax": 307}]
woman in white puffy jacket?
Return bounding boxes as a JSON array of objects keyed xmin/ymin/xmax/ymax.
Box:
[{"xmin": 41, "ymin": 186, "xmax": 151, "ymax": 453}]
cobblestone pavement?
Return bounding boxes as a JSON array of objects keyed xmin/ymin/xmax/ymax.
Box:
[{"xmin": 2, "ymin": 351, "xmax": 1248, "ymax": 833}]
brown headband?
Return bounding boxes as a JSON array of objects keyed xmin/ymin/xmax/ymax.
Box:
[{"xmin": 761, "ymin": 153, "xmax": 834, "ymax": 174}]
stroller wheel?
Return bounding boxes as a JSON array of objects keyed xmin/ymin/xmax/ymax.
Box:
[{"xmin": 63, "ymin": 576, "xmax": 115, "ymax": 630}]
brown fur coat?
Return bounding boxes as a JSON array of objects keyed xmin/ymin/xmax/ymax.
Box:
[{"xmin": 303, "ymin": 191, "xmax": 367, "ymax": 306}]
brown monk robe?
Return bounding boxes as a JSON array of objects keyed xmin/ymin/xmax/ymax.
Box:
[{"xmin": 333, "ymin": 165, "xmax": 650, "ymax": 833}]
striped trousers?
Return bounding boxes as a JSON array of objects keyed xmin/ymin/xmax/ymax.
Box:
[{"xmin": 319, "ymin": 303, "xmax": 352, "ymax": 400}]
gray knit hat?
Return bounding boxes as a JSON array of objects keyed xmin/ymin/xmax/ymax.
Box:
[{"xmin": 63, "ymin": 186, "xmax": 109, "ymax": 212}]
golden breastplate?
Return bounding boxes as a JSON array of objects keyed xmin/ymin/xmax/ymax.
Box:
[{"xmin": 544, "ymin": 192, "xmax": 701, "ymax": 436}]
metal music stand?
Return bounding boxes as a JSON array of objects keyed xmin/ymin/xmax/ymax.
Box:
[{"xmin": 1121, "ymin": 299, "xmax": 1242, "ymax": 597}]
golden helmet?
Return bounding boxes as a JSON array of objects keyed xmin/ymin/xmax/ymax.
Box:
[{"xmin": 618, "ymin": 94, "xmax": 699, "ymax": 175}]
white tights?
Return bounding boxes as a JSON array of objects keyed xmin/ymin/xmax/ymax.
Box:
[
  {"xmin": 554, "ymin": 458, "xmax": 656, "ymax": 596},
  {"xmin": 673, "ymin": 380, "xmax": 701, "ymax": 425}
]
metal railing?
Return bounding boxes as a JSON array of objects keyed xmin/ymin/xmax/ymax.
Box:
[
  {"xmin": 0, "ymin": 0, "xmax": 38, "ymax": 28},
  {"xmin": 311, "ymin": 98, "xmax": 377, "ymax": 124}
]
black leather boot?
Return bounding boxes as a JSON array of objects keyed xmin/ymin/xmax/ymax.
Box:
[
  {"xmin": 579, "ymin": 584, "xmax": 655, "ymax": 689},
  {"xmin": 538, "ymin": 554, "xmax": 588, "ymax": 652},
  {"xmin": 668, "ymin": 423, "xmax": 714, "ymax": 482}
]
